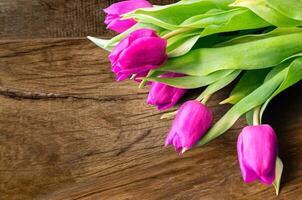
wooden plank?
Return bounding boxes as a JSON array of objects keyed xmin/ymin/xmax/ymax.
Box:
[
  {"xmin": 0, "ymin": 0, "xmax": 177, "ymax": 39},
  {"xmin": 0, "ymin": 38, "xmax": 301, "ymax": 199}
]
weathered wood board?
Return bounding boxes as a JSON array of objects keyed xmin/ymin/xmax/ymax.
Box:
[{"xmin": 0, "ymin": 1, "xmax": 301, "ymax": 200}]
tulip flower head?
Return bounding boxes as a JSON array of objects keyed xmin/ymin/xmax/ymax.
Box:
[
  {"xmin": 237, "ymin": 124, "xmax": 278, "ymax": 185},
  {"xmin": 165, "ymin": 100, "xmax": 213, "ymax": 154},
  {"xmin": 104, "ymin": 0, "xmax": 152, "ymax": 33},
  {"xmin": 109, "ymin": 28, "xmax": 167, "ymax": 81},
  {"xmin": 147, "ymin": 73, "xmax": 187, "ymax": 110}
]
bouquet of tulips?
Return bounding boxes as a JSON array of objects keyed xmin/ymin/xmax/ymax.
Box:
[{"xmin": 88, "ymin": 0, "xmax": 302, "ymax": 195}]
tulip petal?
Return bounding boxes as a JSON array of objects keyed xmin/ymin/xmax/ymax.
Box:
[
  {"xmin": 109, "ymin": 36, "xmax": 130, "ymax": 64},
  {"xmin": 176, "ymin": 101, "xmax": 213, "ymax": 148},
  {"xmin": 118, "ymin": 37, "xmax": 167, "ymax": 69},
  {"xmin": 164, "ymin": 101, "xmax": 213, "ymax": 153},
  {"xmin": 147, "ymin": 83, "xmax": 186, "ymax": 110},
  {"xmin": 115, "ymin": 65, "xmax": 159, "ymax": 81},
  {"xmin": 165, "ymin": 126, "xmax": 177, "ymax": 147},
  {"xmin": 237, "ymin": 125, "xmax": 278, "ymax": 185},
  {"xmin": 106, "ymin": 18, "xmax": 137, "ymax": 33},
  {"xmin": 104, "ymin": 0, "xmax": 152, "ymax": 33},
  {"xmin": 237, "ymin": 134, "xmax": 258, "ymax": 183},
  {"xmin": 128, "ymin": 28, "xmax": 158, "ymax": 42},
  {"xmin": 104, "ymin": 0, "xmax": 151, "ymax": 15},
  {"xmin": 109, "ymin": 28, "xmax": 167, "ymax": 80},
  {"xmin": 147, "ymin": 73, "xmax": 186, "ymax": 110}
]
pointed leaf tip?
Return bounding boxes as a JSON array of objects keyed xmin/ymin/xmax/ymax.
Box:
[
  {"xmin": 219, "ymin": 96, "xmax": 237, "ymax": 105},
  {"xmin": 87, "ymin": 36, "xmax": 113, "ymax": 51},
  {"xmin": 273, "ymin": 157, "xmax": 283, "ymax": 196}
]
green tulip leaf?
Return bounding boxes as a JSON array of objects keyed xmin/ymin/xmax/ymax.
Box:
[
  {"xmin": 215, "ymin": 27, "xmax": 302, "ymax": 47},
  {"xmin": 197, "ymin": 67, "xmax": 287, "ymax": 146},
  {"xmin": 158, "ymin": 31, "xmax": 302, "ymax": 76},
  {"xmin": 123, "ymin": 0, "xmax": 233, "ymax": 30},
  {"xmin": 265, "ymin": 0, "xmax": 302, "ymax": 21},
  {"xmin": 221, "ymin": 69, "xmax": 271, "ymax": 104},
  {"xmin": 245, "ymin": 110, "xmax": 254, "ymax": 125},
  {"xmin": 167, "ymin": 31, "xmax": 201, "ymax": 57},
  {"xmin": 264, "ymin": 62, "xmax": 290, "ymax": 82},
  {"xmin": 88, "ymin": 23, "xmax": 163, "ymax": 51},
  {"xmin": 260, "ymin": 57, "xmax": 302, "ymax": 120},
  {"xmin": 87, "ymin": 36, "xmax": 113, "ymax": 51},
  {"xmin": 230, "ymin": 0, "xmax": 302, "ymax": 27},
  {"xmin": 273, "ymin": 157, "xmax": 283, "ymax": 196},
  {"xmin": 197, "ymin": 70, "xmax": 241, "ymax": 101},
  {"xmin": 143, "ymin": 70, "xmax": 234, "ymax": 89},
  {"xmin": 168, "ymin": 35, "xmax": 200, "ymax": 57},
  {"xmin": 200, "ymin": 8, "xmax": 269, "ymax": 37}
]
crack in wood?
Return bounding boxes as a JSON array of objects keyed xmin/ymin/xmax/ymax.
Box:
[
  {"xmin": 116, "ymin": 130, "xmax": 152, "ymax": 156},
  {"xmin": 0, "ymin": 87, "xmax": 147, "ymax": 102}
]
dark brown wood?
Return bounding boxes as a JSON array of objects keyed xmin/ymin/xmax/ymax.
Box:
[
  {"xmin": 0, "ymin": 1, "xmax": 301, "ymax": 200},
  {"xmin": 0, "ymin": 0, "xmax": 177, "ymax": 39}
]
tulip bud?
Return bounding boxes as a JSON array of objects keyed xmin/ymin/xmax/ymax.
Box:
[
  {"xmin": 104, "ymin": 0, "xmax": 152, "ymax": 33},
  {"xmin": 147, "ymin": 73, "xmax": 187, "ymax": 110},
  {"xmin": 109, "ymin": 29, "xmax": 167, "ymax": 81},
  {"xmin": 237, "ymin": 125, "xmax": 278, "ymax": 185},
  {"xmin": 165, "ymin": 100, "xmax": 213, "ymax": 153}
]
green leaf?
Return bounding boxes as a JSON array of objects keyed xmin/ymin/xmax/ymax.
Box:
[
  {"xmin": 87, "ymin": 36, "xmax": 113, "ymax": 51},
  {"xmin": 166, "ymin": 30, "xmax": 201, "ymax": 57},
  {"xmin": 230, "ymin": 0, "xmax": 302, "ymax": 27},
  {"xmin": 197, "ymin": 70, "xmax": 241, "ymax": 100},
  {"xmin": 197, "ymin": 67, "xmax": 286, "ymax": 146},
  {"xmin": 123, "ymin": 0, "xmax": 233, "ymax": 30},
  {"xmin": 220, "ymin": 69, "xmax": 270, "ymax": 104},
  {"xmin": 273, "ymin": 157, "xmax": 283, "ymax": 196},
  {"xmin": 215, "ymin": 27, "xmax": 302, "ymax": 47},
  {"xmin": 88, "ymin": 23, "xmax": 163, "ymax": 51},
  {"xmin": 180, "ymin": 8, "xmax": 229, "ymax": 27},
  {"xmin": 143, "ymin": 70, "xmax": 234, "ymax": 89},
  {"xmin": 260, "ymin": 57, "xmax": 302, "ymax": 120},
  {"xmin": 199, "ymin": 8, "xmax": 269, "ymax": 37},
  {"xmin": 266, "ymin": 0, "xmax": 302, "ymax": 21},
  {"xmin": 264, "ymin": 62, "xmax": 289, "ymax": 82},
  {"xmin": 158, "ymin": 31, "xmax": 302, "ymax": 76},
  {"xmin": 168, "ymin": 35, "xmax": 200, "ymax": 57},
  {"xmin": 245, "ymin": 110, "xmax": 254, "ymax": 125}
]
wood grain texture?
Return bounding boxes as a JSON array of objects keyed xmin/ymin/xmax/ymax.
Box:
[
  {"xmin": 0, "ymin": 38, "xmax": 302, "ymax": 200},
  {"xmin": 0, "ymin": 0, "xmax": 301, "ymax": 200},
  {"xmin": 0, "ymin": 0, "xmax": 177, "ymax": 39}
]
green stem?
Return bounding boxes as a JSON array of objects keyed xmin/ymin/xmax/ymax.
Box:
[
  {"xmin": 253, "ymin": 106, "xmax": 261, "ymax": 125},
  {"xmin": 162, "ymin": 27, "xmax": 195, "ymax": 39},
  {"xmin": 138, "ymin": 70, "xmax": 155, "ymax": 88},
  {"xmin": 161, "ymin": 110, "xmax": 178, "ymax": 119},
  {"xmin": 201, "ymin": 95, "xmax": 211, "ymax": 104}
]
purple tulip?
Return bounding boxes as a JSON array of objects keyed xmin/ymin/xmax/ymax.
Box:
[
  {"xmin": 109, "ymin": 29, "xmax": 167, "ymax": 81},
  {"xmin": 147, "ymin": 73, "xmax": 186, "ymax": 110},
  {"xmin": 104, "ymin": 0, "xmax": 152, "ymax": 33},
  {"xmin": 165, "ymin": 100, "xmax": 213, "ymax": 153},
  {"xmin": 237, "ymin": 125, "xmax": 278, "ymax": 185}
]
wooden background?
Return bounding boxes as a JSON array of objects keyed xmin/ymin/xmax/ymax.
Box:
[{"xmin": 0, "ymin": 0, "xmax": 301, "ymax": 199}]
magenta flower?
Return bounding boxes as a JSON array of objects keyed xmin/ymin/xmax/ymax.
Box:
[
  {"xmin": 109, "ymin": 29, "xmax": 167, "ymax": 81},
  {"xmin": 165, "ymin": 100, "xmax": 213, "ymax": 153},
  {"xmin": 147, "ymin": 73, "xmax": 186, "ymax": 110},
  {"xmin": 104, "ymin": 0, "xmax": 152, "ymax": 33},
  {"xmin": 237, "ymin": 125, "xmax": 278, "ymax": 185}
]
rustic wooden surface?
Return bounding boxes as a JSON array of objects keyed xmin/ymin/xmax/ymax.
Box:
[{"xmin": 0, "ymin": 1, "xmax": 301, "ymax": 200}]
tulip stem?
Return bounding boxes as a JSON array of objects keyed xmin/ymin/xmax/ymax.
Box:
[
  {"xmin": 253, "ymin": 106, "xmax": 261, "ymax": 125},
  {"xmin": 161, "ymin": 110, "xmax": 178, "ymax": 119},
  {"xmin": 138, "ymin": 70, "xmax": 156, "ymax": 88},
  {"xmin": 162, "ymin": 27, "xmax": 195, "ymax": 39},
  {"xmin": 201, "ymin": 95, "xmax": 211, "ymax": 104}
]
